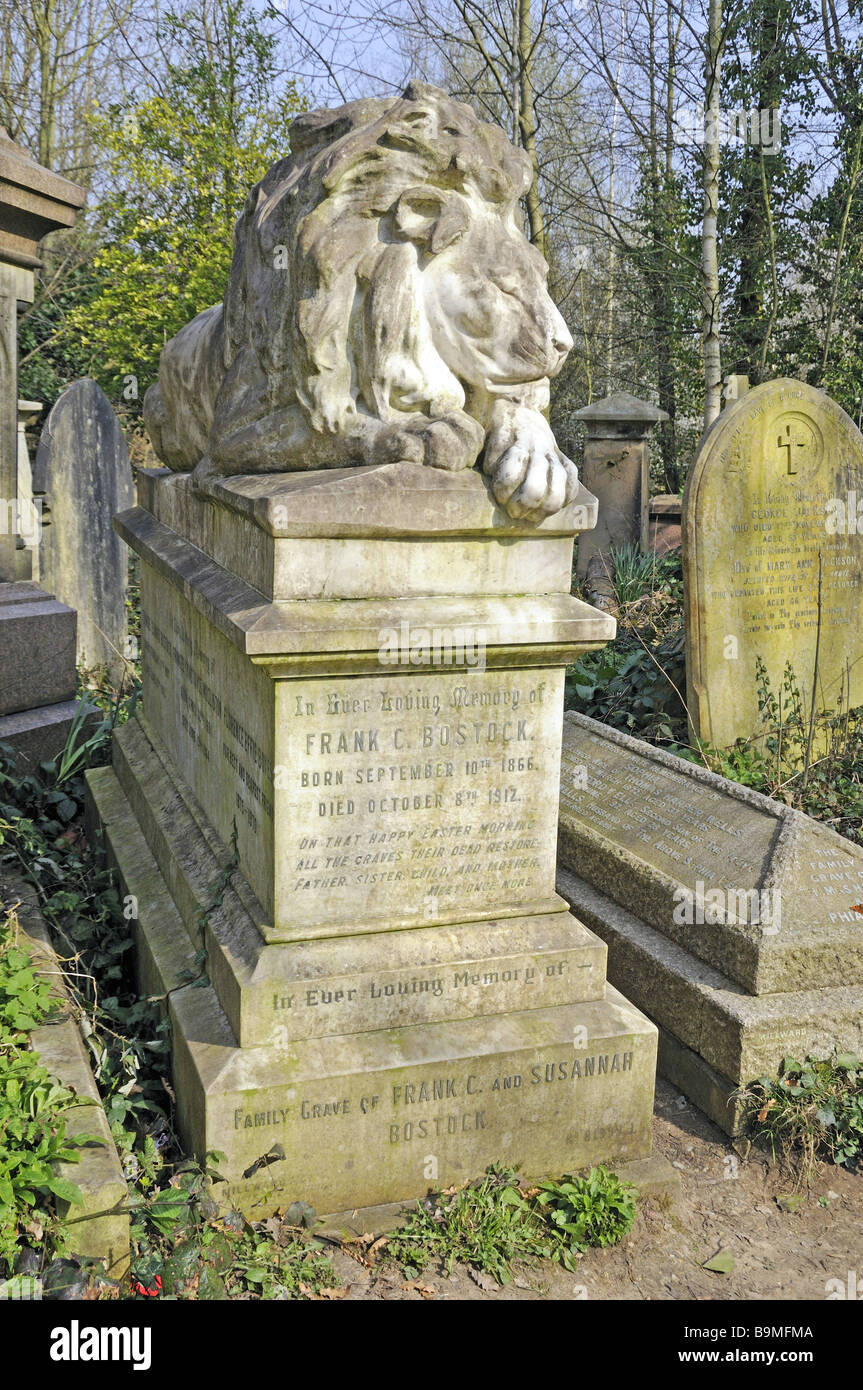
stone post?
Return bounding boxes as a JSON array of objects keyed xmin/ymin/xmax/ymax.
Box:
[
  {"xmin": 574, "ymin": 392, "xmax": 669, "ymax": 582},
  {"xmin": 0, "ymin": 129, "xmax": 84, "ymax": 580}
]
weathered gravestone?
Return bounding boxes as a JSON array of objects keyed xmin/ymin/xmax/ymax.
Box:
[
  {"xmin": 574, "ymin": 393, "xmax": 668, "ymax": 582},
  {"xmin": 86, "ymin": 83, "xmax": 663, "ymax": 1220},
  {"xmin": 684, "ymin": 379, "xmax": 863, "ymax": 749},
  {"xmin": 557, "ymin": 712, "xmax": 863, "ymax": 1135},
  {"xmin": 34, "ymin": 379, "xmax": 134, "ymax": 679}
]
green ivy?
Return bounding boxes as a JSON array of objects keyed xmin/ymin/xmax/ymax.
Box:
[
  {"xmin": 0, "ymin": 910, "xmax": 98, "ymax": 1274},
  {"xmin": 741, "ymin": 1053, "xmax": 863, "ymax": 1177}
]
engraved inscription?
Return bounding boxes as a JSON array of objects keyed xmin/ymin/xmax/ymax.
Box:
[
  {"xmin": 227, "ymin": 1050, "xmax": 636, "ymax": 1138},
  {"xmin": 561, "ymin": 725, "xmax": 777, "ymax": 885},
  {"xmin": 278, "ymin": 671, "xmax": 563, "ymax": 925}
]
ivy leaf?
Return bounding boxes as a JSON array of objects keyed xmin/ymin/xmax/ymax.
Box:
[{"xmin": 46, "ymin": 1176, "xmax": 85, "ymax": 1206}]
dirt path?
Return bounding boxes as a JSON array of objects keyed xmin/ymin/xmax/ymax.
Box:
[{"xmin": 328, "ymin": 1077, "xmax": 862, "ymax": 1301}]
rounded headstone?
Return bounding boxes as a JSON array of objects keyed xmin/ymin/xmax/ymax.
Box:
[
  {"xmin": 684, "ymin": 379, "xmax": 863, "ymax": 747},
  {"xmin": 33, "ymin": 378, "xmax": 134, "ymax": 677}
]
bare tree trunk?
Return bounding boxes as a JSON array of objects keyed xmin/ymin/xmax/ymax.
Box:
[
  {"xmin": 819, "ymin": 124, "xmax": 863, "ymax": 381},
  {"xmin": 517, "ymin": 0, "xmax": 545, "ymax": 251},
  {"xmin": 701, "ymin": 0, "xmax": 723, "ymax": 429},
  {"xmin": 604, "ymin": 0, "xmax": 625, "ymax": 393}
]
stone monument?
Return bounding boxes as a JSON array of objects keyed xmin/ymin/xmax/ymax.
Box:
[
  {"xmin": 0, "ymin": 129, "xmax": 91, "ymax": 768},
  {"xmin": 684, "ymin": 379, "xmax": 863, "ymax": 749},
  {"xmin": 87, "ymin": 84, "xmax": 661, "ymax": 1220},
  {"xmin": 557, "ymin": 712, "xmax": 863, "ymax": 1135},
  {"xmin": 34, "ymin": 378, "xmax": 134, "ymax": 678},
  {"xmin": 574, "ymin": 392, "xmax": 668, "ymax": 582}
]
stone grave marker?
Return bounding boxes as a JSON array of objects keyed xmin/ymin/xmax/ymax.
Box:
[
  {"xmin": 34, "ymin": 379, "xmax": 134, "ymax": 679},
  {"xmin": 574, "ymin": 392, "xmax": 668, "ymax": 581},
  {"xmin": 0, "ymin": 130, "xmax": 92, "ymax": 768},
  {"xmin": 684, "ymin": 379, "xmax": 863, "ymax": 748},
  {"xmin": 85, "ymin": 84, "xmax": 665, "ymax": 1221},
  {"xmin": 557, "ymin": 711, "xmax": 863, "ymax": 1134}
]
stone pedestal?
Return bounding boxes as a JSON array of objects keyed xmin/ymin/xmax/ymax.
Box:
[
  {"xmin": 86, "ymin": 463, "xmax": 660, "ymax": 1217},
  {"xmin": 574, "ymin": 393, "xmax": 668, "ymax": 581}
]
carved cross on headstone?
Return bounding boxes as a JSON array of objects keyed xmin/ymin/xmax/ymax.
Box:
[{"xmin": 777, "ymin": 420, "xmax": 809, "ymax": 476}]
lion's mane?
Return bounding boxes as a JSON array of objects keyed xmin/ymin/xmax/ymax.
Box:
[{"xmin": 145, "ymin": 82, "xmax": 534, "ymax": 473}]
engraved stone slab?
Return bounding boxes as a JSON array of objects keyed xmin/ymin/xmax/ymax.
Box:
[
  {"xmin": 558, "ymin": 712, "xmax": 863, "ymax": 994},
  {"xmin": 99, "ymin": 800, "xmax": 657, "ymax": 1216},
  {"xmin": 121, "ymin": 467, "xmax": 614, "ymax": 942},
  {"xmin": 684, "ymin": 380, "xmax": 863, "ymax": 748},
  {"xmin": 139, "ymin": 566, "xmax": 569, "ymax": 935},
  {"xmin": 556, "ymin": 713, "xmax": 863, "ymax": 1134},
  {"xmin": 557, "ymin": 863, "xmax": 863, "ymax": 1134},
  {"xmin": 98, "ymin": 730, "xmax": 609, "ymax": 1048},
  {"xmin": 89, "ymin": 721, "xmax": 659, "ymax": 1214},
  {"xmin": 184, "ymin": 989, "xmax": 657, "ymax": 1218}
]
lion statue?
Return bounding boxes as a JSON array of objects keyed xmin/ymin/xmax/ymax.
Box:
[{"xmin": 143, "ymin": 81, "xmax": 578, "ymax": 520}]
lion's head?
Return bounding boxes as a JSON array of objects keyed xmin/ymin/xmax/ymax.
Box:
[{"xmin": 145, "ymin": 81, "xmax": 578, "ymax": 519}]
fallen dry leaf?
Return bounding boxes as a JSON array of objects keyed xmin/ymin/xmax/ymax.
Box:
[
  {"xmin": 315, "ymin": 1286, "xmax": 349, "ymax": 1300},
  {"xmin": 404, "ymin": 1280, "xmax": 436, "ymax": 1299},
  {"xmin": 468, "ymin": 1268, "xmax": 501, "ymax": 1292},
  {"xmin": 342, "ymin": 1243, "xmax": 373, "ymax": 1269}
]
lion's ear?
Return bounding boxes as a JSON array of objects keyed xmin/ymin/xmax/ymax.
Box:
[{"xmin": 393, "ymin": 187, "xmax": 469, "ymax": 253}]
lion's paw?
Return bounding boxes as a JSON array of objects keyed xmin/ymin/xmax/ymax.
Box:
[
  {"xmin": 369, "ymin": 411, "xmax": 485, "ymax": 472},
  {"xmin": 484, "ymin": 412, "xmax": 579, "ymax": 519}
]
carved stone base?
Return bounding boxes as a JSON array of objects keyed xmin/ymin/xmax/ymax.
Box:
[{"xmin": 86, "ymin": 464, "xmax": 659, "ymax": 1215}]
